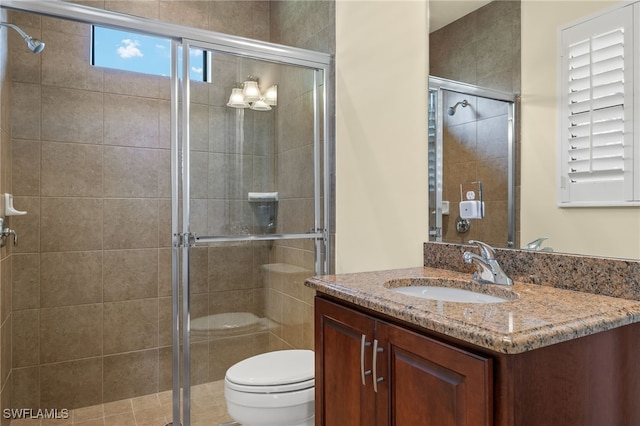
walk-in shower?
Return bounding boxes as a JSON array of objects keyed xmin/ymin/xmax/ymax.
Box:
[
  {"xmin": 2, "ymin": 1, "xmax": 332, "ymax": 426},
  {"xmin": 0, "ymin": 22, "xmax": 45, "ymax": 53},
  {"xmin": 428, "ymin": 76, "xmax": 516, "ymax": 248}
]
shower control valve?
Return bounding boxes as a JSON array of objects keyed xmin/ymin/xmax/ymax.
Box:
[{"xmin": 0, "ymin": 217, "xmax": 17, "ymax": 247}]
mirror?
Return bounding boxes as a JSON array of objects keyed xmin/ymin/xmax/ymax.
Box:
[{"xmin": 429, "ymin": 0, "xmax": 640, "ymax": 260}]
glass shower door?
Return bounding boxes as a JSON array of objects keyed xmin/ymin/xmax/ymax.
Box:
[{"xmin": 174, "ymin": 39, "xmax": 329, "ymax": 426}]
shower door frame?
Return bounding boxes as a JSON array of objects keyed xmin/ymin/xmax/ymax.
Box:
[
  {"xmin": 178, "ymin": 39, "xmax": 331, "ymax": 426},
  {"xmin": 0, "ymin": 2, "xmax": 333, "ymax": 426},
  {"xmin": 428, "ymin": 76, "xmax": 517, "ymax": 248}
]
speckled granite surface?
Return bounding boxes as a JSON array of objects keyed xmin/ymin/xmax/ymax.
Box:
[
  {"xmin": 423, "ymin": 242, "xmax": 640, "ymax": 300},
  {"xmin": 306, "ymin": 266, "xmax": 640, "ymax": 354}
]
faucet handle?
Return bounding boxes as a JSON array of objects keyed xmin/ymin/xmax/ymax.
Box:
[{"xmin": 469, "ymin": 240, "xmax": 496, "ymax": 259}]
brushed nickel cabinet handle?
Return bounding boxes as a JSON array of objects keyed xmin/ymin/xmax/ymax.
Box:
[
  {"xmin": 360, "ymin": 334, "xmax": 372, "ymax": 385},
  {"xmin": 372, "ymin": 339, "xmax": 384, "ymax": 393}
]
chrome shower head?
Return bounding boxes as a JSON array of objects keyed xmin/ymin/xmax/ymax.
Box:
[
  {"xmin": 447, "ymin": 99, "xmax": 469, "ymax": 116},
  {"xmin": 0, "ymin": 22, "xmax": 45, "ymax": 54}
]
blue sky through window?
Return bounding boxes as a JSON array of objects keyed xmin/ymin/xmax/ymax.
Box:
[{"xmin": 92, "ymin": 26, "xmax": 208, "ymax": 81}]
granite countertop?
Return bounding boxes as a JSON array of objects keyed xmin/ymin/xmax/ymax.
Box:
[{"xmin": 305, "ymin": 267, "xmax": 640, "ymax": 354}]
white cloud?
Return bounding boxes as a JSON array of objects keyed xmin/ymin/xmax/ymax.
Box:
[
  {"xmin": 117, "ymin": 39, "xmax": 143, "ymax": 59},
  {"xmin": 192, "ymin": 66, "xmax": 203, "ymax": 75},
  {"xmin": 155, "ymin": 44, "xmax": 166, "ymax": 50},
  {"xmin": 191, "ymin": 49, "xmax": 203, "ymax": 57}
]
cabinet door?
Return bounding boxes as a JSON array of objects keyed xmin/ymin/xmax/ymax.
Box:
[
  {"xmin": 315, "ymin": 297, "xmax": 377, "ymax": 426},
  {"xmin": 378, "ymin": 322, "xmax": 493, "ymax": 426}
]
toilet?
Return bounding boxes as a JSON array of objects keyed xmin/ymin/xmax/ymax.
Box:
[{"xmin": 224, "ymin": 349, "xmax": 315, "ymax": 426}]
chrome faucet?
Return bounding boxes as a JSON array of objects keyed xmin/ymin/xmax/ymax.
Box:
[
  {"xmin": 462, "ymin": 240, "xmax": 513, "ymax": 286},
  {"xmin": 524, "ymin": 237, "xmax": 554, "ymax": 252}
]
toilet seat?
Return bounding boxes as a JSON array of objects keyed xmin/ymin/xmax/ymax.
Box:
[{"xmin": 225, "ymin": 350, "xmax": 314, "ymax": 394}]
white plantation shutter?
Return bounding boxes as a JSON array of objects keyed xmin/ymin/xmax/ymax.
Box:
[{"xmin": 559, "ymin": 6, "xmax": 635, "ymax": 205}]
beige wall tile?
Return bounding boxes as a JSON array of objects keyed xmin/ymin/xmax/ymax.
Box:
[
  {"xmin": 12, "ymin": 366, "xmax": 39, "ymax": 410},
  {"xmin": 40, "ymin": 251, "xmax": 103, "ymax": 307},
  {"xmin": 11, "ymin": 82, "xmax": 40, "ymax": 140},
  {"xmin": 207, "ymin": 289, "xmax": 256, "ymax": 316},
  {"xmin": 12, "ymin": 309, "xmax": 39, "ymax": 368},
  {"xmin": 158, "ymin": 296, "xmax": 172, "ymax": 348},
  {"xmin": 103, "ymin": 69, "xmax": 164, "ymax": 99},
  {"xmin": 157, "ymin": 100, "xmax": 171, "ymax": 150},
  {"xmin": 41, "ymin": 29, "xmax": 103, "ymax": 91},
  {"xmin": 10, "ymin": 196, "xmax": 40, "ymax": 254},
  {"xmin": 103, "ymin": 94, "xmax": 159, "ymax": 148},
  {"xmin": 103, "ymin": 249, "xmax": 158, "ymax": 302},
  {"xmin": 40, "ymin": 357, "xmax": 102, "ymax": 409},
  {"xmin": 1, "ymin": 315, "xmax": 11, "ymax": 386},
  {"xmin": 103, "ymin": 199, "xmax": 158, "ymax": 249},
  {"xmin": 159, "ymin": 1, "xmax": 209, "ymax": 30},
  {"xmin": 40, "ymin": 304, "xmax": 102, "ymax": 363},
  {"xmin": 207, "ymin": 245, "xmax": 255, "ymax": 291},
  {"xmin": 157, "ymin": 248, "xmax": 171, "ymax": 297},
  {"xmin": 12, "ymin": 253, "xmax": 39, "ymax": 311},
  {"xmin": 104, "ymin": 1, "xmax": 159, "ymax": 20},
  {"xmin": 208, "ymin": 1, "xmax": 269, "ymax": 40},
  {"xmin": 41, "ymin": 86, "xmax": 103, "ymax": 144},
  {"xmin": 41, "ymin": 198, "xmax": 103, "ymax": 252},
  {"xmin": 190, "ymin": 341, "xmax": 208, "ymax": 386},
  {"xmin": 41, "ymin": 142, "xmax": 103, "ymax": 197},
  {"xmin": 103, "ymin": 146, "xmax": 158, "ymax": 198},
  {"xmin": 0, "ymin": 257, "xmax": 10, "ymax": 324},
  {"xmin": 103, "ymin": 299, "xmax": 158, "ymax": 354},
  {"xmin": 103, "ymin": 350, "xmax": 158, "ymax": 402},
  {"xmin": 190, "ymin": 103, "xmax": 210, "ymax": 152},
  {"xmin": 158, "ymin": 346, "xmax": 172, "ymax": 393},
  {"xmin": 157, "ymin": 199, "xmax": 172, "ymax": 248},
  {"xmin": 157, "ymin": 150, "xmax": 171, "ymax": 198},
  {"xmin": 12, "ymin": 139, "xmax": 40, "ymax": 196}
]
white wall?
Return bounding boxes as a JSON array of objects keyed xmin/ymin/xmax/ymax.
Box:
[
  {"xmin": 335, "ymin": 1, "xmax": 429, "ymax": 273},
  {"xmin": 521, "ymin": 0, "xmax": 640, "ymax": 259}
]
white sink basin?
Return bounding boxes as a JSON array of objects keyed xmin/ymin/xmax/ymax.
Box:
[{"xmin": 392, "ymin": 286, "xmax": 509, "ymax": 304}]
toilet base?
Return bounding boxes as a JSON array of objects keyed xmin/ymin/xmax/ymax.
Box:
[{"xmin": 226, "ymin": 401, "xmax": 314, "ymax": 426}]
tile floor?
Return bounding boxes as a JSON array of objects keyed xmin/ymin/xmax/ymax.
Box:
[{"xmin": 10, "ymin": 381, "xmax": 234, "ymax": 426}]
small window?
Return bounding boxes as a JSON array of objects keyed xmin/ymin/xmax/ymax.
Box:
[{"xmin": 91, "ymin": 26, "xmax": 210, "ymax": 82}]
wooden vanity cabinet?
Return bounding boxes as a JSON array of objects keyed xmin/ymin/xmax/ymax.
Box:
[
  {"xmin": 316, "ymin": 294, "xmax": 640, "ymax": 426},
  {"xmin": 315, "ymin": 296, "xmax": 492, "ymax": 426}
]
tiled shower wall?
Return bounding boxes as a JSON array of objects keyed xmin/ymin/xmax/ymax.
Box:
[
  {"xmin": 10, "ymin": 10, "xmax": 177, "ymax": 410},
  {"xmin": 267, "ymin": 0, "xmax": 335, "ymax": 352},
  {"xmin": 0, "ymin": 6, "xmax": 13, "ymax": 426},
  {"xmin": 6, "ymin": 0, "xmax": 335, "ymax": 413},
  {"xmin": 429, "ymin": 0, "xmax": 521, "ymax": 248}
]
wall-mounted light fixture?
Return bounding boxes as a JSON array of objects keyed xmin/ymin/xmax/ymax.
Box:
[{"xmin": 227, "ymin": 76, "xmax": 277, "ymax": 111}]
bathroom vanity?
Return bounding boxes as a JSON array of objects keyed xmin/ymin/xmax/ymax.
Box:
[{"xmin": 307, "ymin": 262, "xmax": 640, "ymax": 426}]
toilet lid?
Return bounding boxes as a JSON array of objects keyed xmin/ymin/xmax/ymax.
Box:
[{"xmin": 225, "ymin": 350, "xmax": 314, "ymax": 390}]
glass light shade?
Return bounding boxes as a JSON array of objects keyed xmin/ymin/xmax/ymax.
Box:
[
  {"xmin": 242, "ymin": 80, "xmax": 261, "ymax": 102},
  {"xmin": 250, "ymin": 98, "xmax": 272, "ymax": 111},
  {"xmin": 227, "ymin": 88, "xmax": 248, "ymax": 108},
  {"xmin": 264, "ymin": 85, "xmax": 278, "ymax": 106}
]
